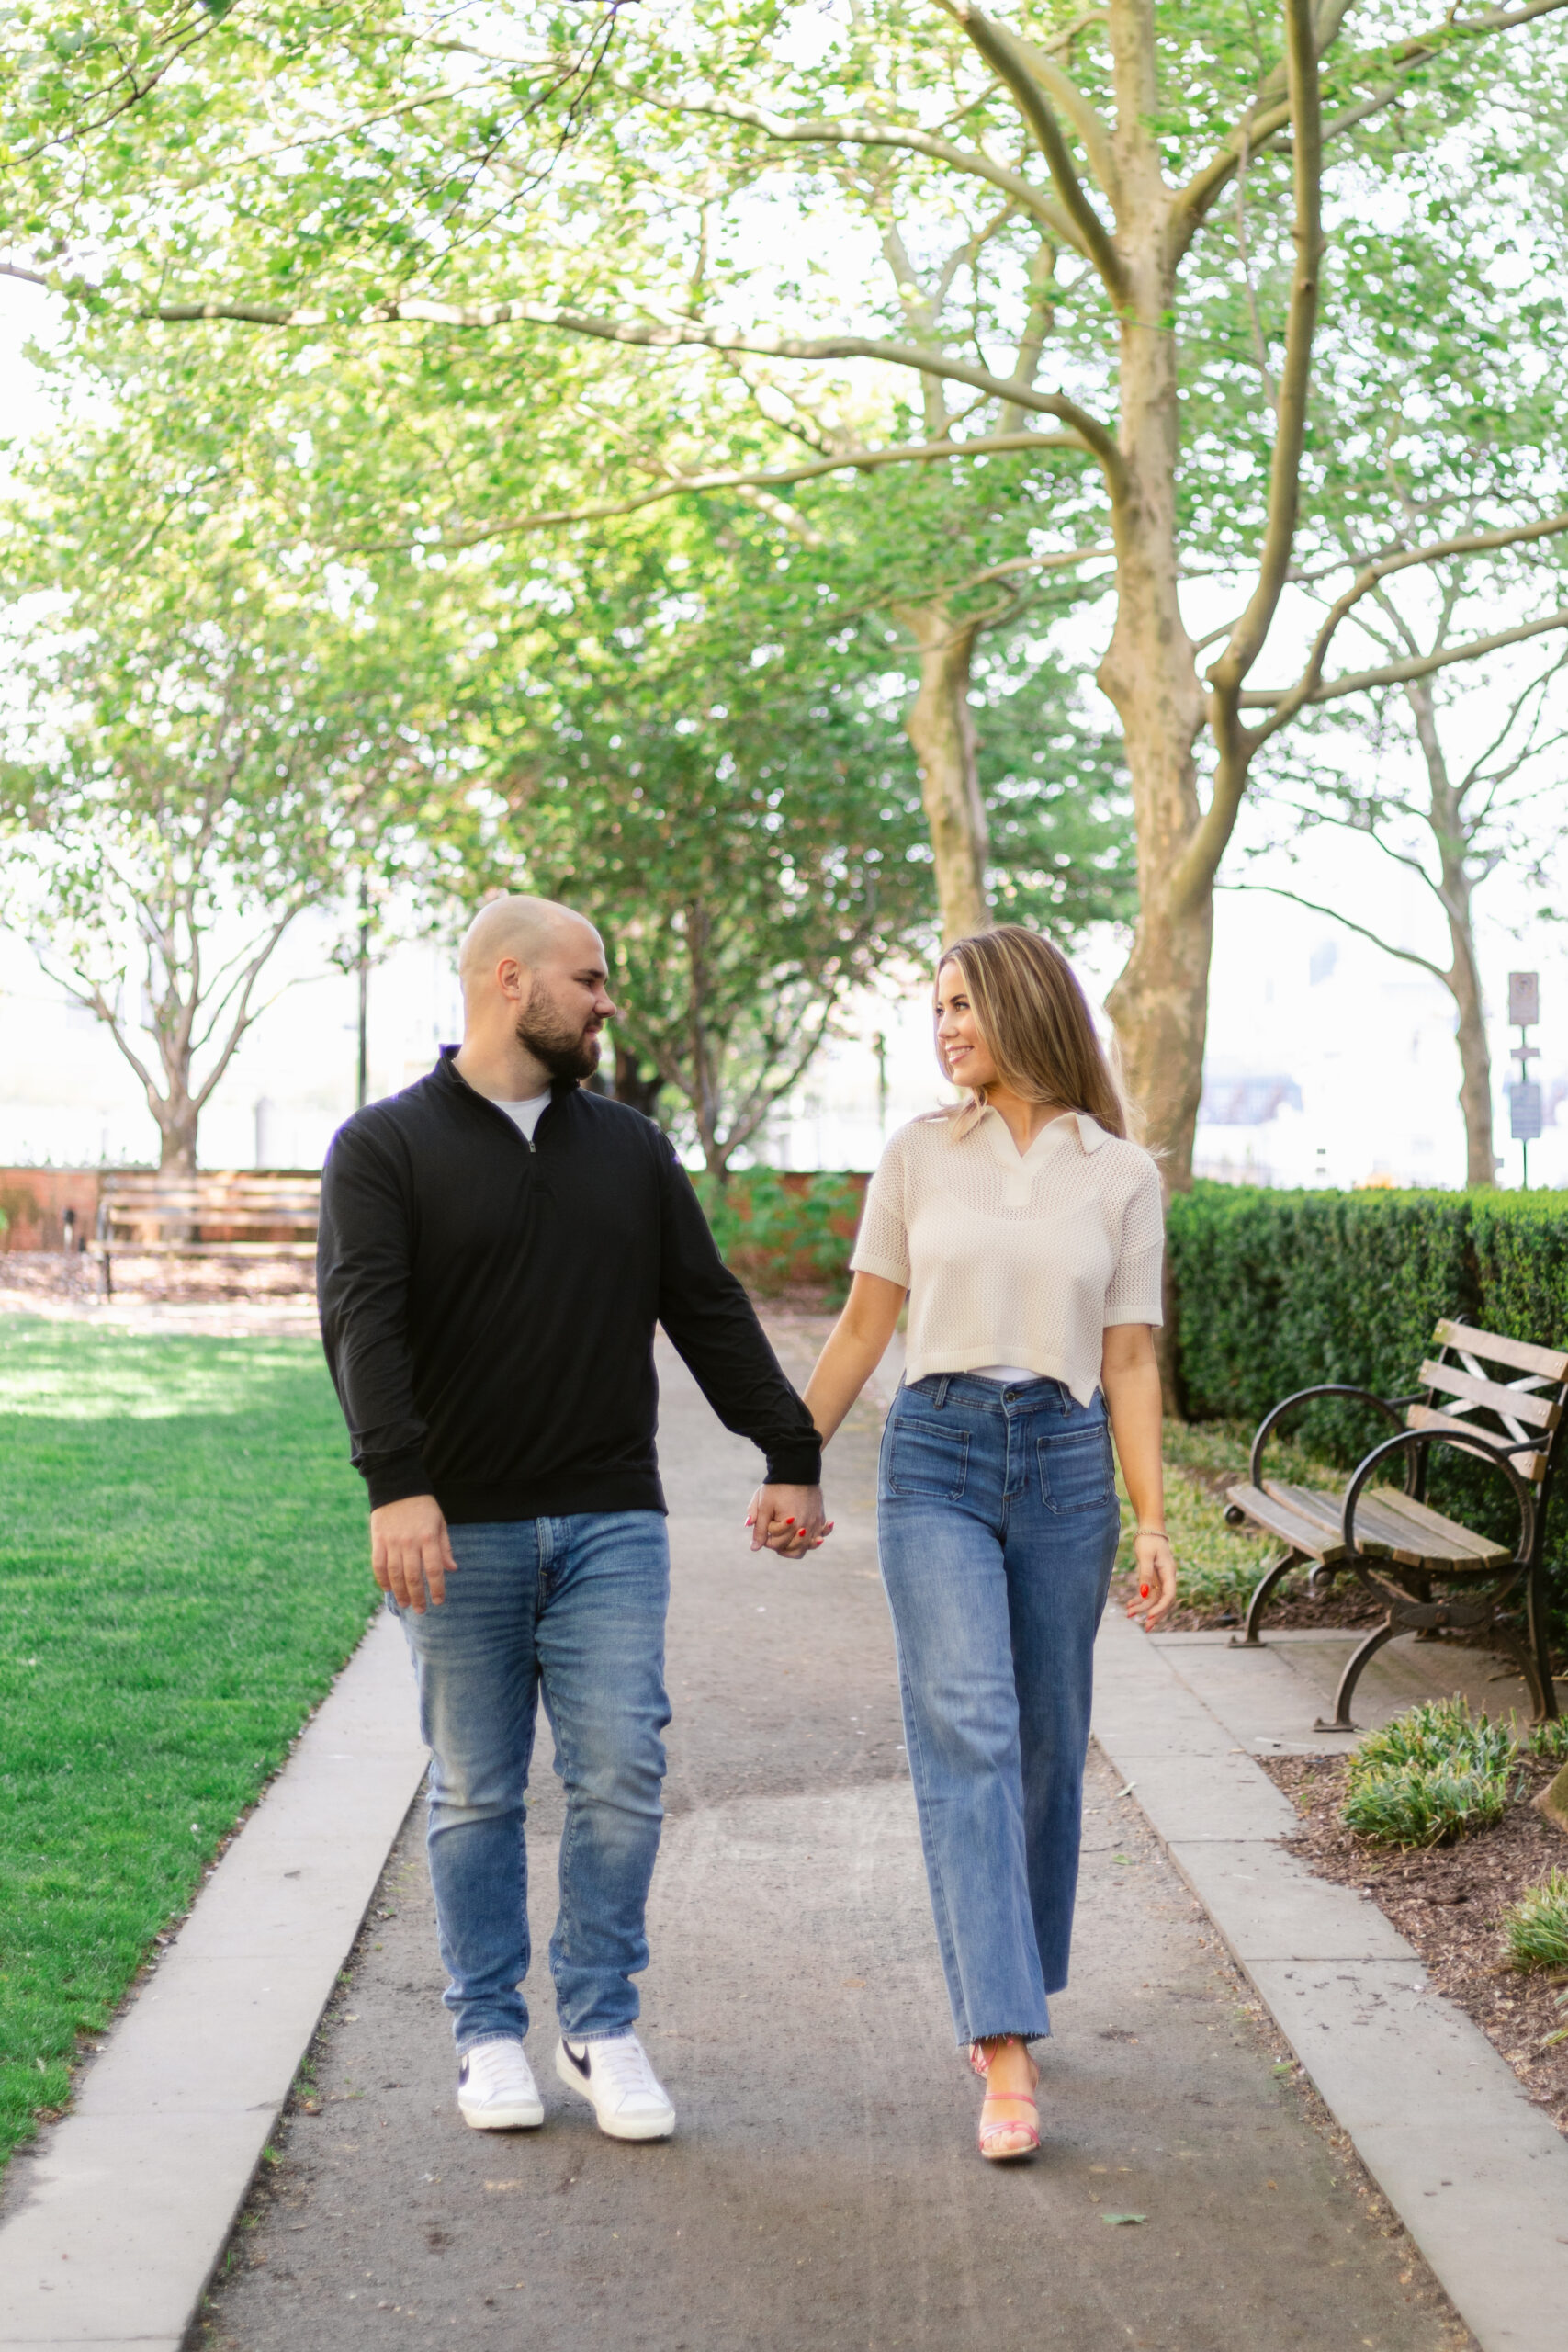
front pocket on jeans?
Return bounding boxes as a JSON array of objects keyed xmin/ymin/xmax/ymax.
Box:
[
  {"xmin": 1036, "ymin": 1425, "xmax": 1115, "ymax": 1513},
  {"xmin": 886, "ymin": 1417, "xmax": 970, "ymax": 1501}
]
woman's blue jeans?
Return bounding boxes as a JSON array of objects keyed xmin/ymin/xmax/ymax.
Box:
[
  {"xmin": 391, "ymin": 1511, "xmax": 671, "ymax": 2053},
  {"xmin": 878, "ymin": 1374, "xmax": 1121, "ymax": 2047}
]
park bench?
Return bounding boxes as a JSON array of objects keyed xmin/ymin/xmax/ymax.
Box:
[
  {"xmin": 1222, "ymin": 1317, "xmax": 1565, "ymax": 1731},
  {"xmin": 90, "ymin": 1171, "xmax": 321, "ymax": 1298}
]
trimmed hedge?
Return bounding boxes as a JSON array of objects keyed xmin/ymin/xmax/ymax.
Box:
[{"xmin": 1167, "ymin": 1183, "xmax": 1568, "ymax": 1430}]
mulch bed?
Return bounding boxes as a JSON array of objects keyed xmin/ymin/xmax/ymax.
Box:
[{"xmin": 1258, "ymin": 1749, "xmax": 1568, "ymax": 2133}]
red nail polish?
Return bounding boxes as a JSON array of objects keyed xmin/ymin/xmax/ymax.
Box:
[{"xmin": 1140, "ymin": 1584, "xmax": 1150, "ymax": 1598}]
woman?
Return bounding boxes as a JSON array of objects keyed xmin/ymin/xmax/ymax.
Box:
[{"xmin": 801, "ymin": 926, "xmax": 1177, "ymax": 2160}]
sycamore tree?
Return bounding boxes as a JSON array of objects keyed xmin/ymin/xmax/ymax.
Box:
[
  {"xmin": 0, "ymin": 421, "xmax": 474, "ymax": 1167},
  {"xmin": 17, "ymin": 0, "xmax": 1568, "ymax": 1177}
]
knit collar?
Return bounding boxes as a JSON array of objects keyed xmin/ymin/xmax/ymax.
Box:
[{"xmin": 949, "ymin": 1098, "xmax": 1109, "ymax": 1156}]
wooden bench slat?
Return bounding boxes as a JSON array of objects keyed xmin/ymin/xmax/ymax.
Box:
[
  {"xmin": 1232, "ymin": 1478, "xmax": 1510, "ymax": 1572},
  {"xmin": 1405, "ymin": 1403, "xmax": 1547, "ymax": 1483},
  {"xmin": 86, "ymin": 1240, "xmax": 318, "ymax": 1259},
  {"xmin": 1224, "ymin": 1482, "xmax": 1348, "ymax": 1563},
  {"xmin": 101, "ymin": 1218, "xmax": 320, "ymax": 1234},
  {"xmin": 1418, "ymin": 1359, "xmax": 1560, "ymax": 1430},
  {"xmin": 1346, "ymin": 1492, "xmax": 1506, "ymax": 1570},
  {"xmin": 1432, "ymin": 1319, "xmax": 1568, "ymax": 1384}
]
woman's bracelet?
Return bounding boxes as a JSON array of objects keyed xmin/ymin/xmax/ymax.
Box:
[{"xmin": 1134, "ymin": 1525, "xmax": 1168, "ymax": 1540}]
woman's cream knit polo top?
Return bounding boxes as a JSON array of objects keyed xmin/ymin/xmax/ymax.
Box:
[{"xmin": 849, "ymin": 1101, "xmax": 1166, "ymax": 1406}]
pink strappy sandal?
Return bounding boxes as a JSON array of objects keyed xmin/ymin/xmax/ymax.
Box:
[{"xmin": 969, "ymin": 2038, "xmax": 1040, "ymax": 2161}]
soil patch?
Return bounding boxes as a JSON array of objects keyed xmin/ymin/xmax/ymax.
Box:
[{"xmin": 1259, "ymin": 1750, "xmax": 1568, "ymax": 2133}]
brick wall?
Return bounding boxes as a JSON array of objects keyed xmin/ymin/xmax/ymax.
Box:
[{"xmin": 0, "ymin": 1168, "xmax": 114, "ymax": 1251}]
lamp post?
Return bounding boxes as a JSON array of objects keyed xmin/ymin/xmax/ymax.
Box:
[{"xmin": 1508, "ymin": 971, "xmax": 1541, "ymax": 1190}]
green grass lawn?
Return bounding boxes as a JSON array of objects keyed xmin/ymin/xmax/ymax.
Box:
[{"xmin": 0, "ymin": 1318, "xmax": 377, "ymax": 2170}]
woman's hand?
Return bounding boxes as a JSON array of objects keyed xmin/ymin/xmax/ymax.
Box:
[{"xmin": 1124, "ymin": 1529, "xmax": 1178, "ymax": 1631}]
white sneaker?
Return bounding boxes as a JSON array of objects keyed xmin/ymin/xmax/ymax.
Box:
[
  {"xmin": 457, "ymin": 2037, "xmax": 544, "ymax": 2130},
  {"xmin": 555, "ymin": 2030, "xmax": 675, "ymax": 2142}
]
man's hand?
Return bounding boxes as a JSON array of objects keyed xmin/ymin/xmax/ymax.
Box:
[
  {"xmin": 747, "ymin": 1484, "xmax": 832, "ymax": 1557},
  {"xmin": 371, "ymin": 1493, "xmax": 457, "ymax": 1612}
]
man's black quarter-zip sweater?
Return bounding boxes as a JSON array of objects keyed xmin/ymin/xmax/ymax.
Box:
[{"xmin": 317, "ymin": 1048, "xmax": 822, "ymax": 1521}]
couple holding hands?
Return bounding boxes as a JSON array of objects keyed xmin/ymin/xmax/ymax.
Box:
[{"xmin": 317, "ymin": 896, "xmax": 1176, "ymax": 2165}]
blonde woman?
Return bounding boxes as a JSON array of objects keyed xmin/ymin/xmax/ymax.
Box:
[{"xmin": 801, "ymin": 926, "xmax": 1177, "ymax": 2162}]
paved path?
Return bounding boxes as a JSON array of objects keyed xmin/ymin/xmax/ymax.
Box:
[{"xmin": 197, "ymin": 1351, "xmax": 1470, "ymax": 2352}]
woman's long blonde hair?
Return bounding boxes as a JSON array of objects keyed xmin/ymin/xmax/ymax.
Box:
[{"xmin": 936, "ymin": 924, "xmax": 1130, "ymax": 1140}]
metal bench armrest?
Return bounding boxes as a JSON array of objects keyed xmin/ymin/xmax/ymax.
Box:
[
  {"xmin": 1341, "ymin": 1427, "xmax": 1537, "ymax": 1568},
  {"xmin": 1247, "ymin": 1385, "xmax": 1408, "ymax": 1490}
]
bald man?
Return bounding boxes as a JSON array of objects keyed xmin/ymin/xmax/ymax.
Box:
[{"xmin": 318, "ymin": 896, "xmax": 827, "ymax": 2144}]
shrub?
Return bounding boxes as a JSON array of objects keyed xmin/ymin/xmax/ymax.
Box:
[
  {"xmin": 1527, "ymin": 1718, "xmax": 1568, "ymax": 1763},
  {"xmin": 1502, "ymin": 1868, "xmax": 1568, "ymax": 1972},
  {"xmin": 1341, "ymin": 1699, "xmax": 1517, "ymax": 1849},
  {"xmin": 694, "ymin": 1169, "xmax": 863, "ymax": 1299}
]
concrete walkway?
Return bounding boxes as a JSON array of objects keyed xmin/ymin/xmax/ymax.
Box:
[{"xmin": 193, "ymin": 1352, "xmax": 1468, "ymax": 2352}]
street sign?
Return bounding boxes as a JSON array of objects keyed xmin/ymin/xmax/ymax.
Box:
[
  {"xmin": 1509, "ymin": 971, "xmax": 1540, "ymax": 1026},
  {"xmin": 1511, "ymin": 1080, "xmax": 1543, "ymax": 1142}
]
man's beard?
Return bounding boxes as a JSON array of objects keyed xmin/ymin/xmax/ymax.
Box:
[{"xmin": 515, "ymin": 1001, "xmax": 603, "ymax": 1082}]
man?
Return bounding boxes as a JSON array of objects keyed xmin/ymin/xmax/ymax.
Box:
[{"xmin": 317, "ymin": 895, "xmax": 828, "ymax": 2143}]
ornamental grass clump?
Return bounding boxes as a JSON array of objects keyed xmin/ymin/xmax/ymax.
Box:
[
  {"xmin": 1501, "ymin": 1870, "xmax": 1568, "ymax": 1973},
  {"xmin": 1341, "ymin": 1699, "xmax": 1517, "ymax": 1849}
]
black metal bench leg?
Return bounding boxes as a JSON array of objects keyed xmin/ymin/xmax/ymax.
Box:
[
  {"xmin": 1522, "ymin": 1569, "xmax": 1559, "ymax": 1724},
  {"xmin": 1231, "ymin": 1547, "xmax": 1306, "ymax": 1648},
  {"xmin": 1314, "ymin": 1617, "xmax": 1399, "ymax": 1734}
]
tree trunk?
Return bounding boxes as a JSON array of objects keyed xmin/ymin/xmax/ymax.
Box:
[
  {"xmin": 1096, "ymin": 227, "xmax": 1210, "ymax": 1184},
  {"xmin": 1404, "ymin": 678, "xmax": 1496, "ymax": 1188},
  {"xmin": 154, "ymin": 1102, "xmax": 198, "ymax": 1174},
  {"xmin": 895, "ymin": 600, "xmax": 991, "ymax": 944},
  {"xmin": 612, "ymin": 1043, "xmax": 665, "ymax": 1123}
]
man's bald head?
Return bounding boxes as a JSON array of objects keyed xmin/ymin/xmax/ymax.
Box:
[
  {"xmin": 457, "ymin": 895, "xmax": 598, "ymax": 994},
  {"xmin": 454, "ymin": 892, "xmax": 615, "ymax": 1092}
]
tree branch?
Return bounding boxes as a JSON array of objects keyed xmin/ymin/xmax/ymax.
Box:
[
  {"xmin": 1207, "ymin": 0, "xmax": 1323, "ymax": 700},
  {"xmin": 1239, "ymin": 605, "xmax": 1568, "ymax": 707},
  {"xmin": 936, "ymin": 0, "xmax": 1128, "ymax": 304},
  {"xmin": 1170, "ymin": 0, "xmax": 1568, "ymax": 250},
  {"xmin": 1250, "ymin": 509, "xmax": 1568, "ymax": 735},
  {"xmin": 610, "ymin": 84, "xmax": 1087, "ymax": 254},
  {"xmin": 147, "ymin": 295, "xmax": 1128, "ymax": 489},
  {"xmin": 1220, "ymin": 880, "xmax": 1450, "ymax": 981},
  {"xmin": 347, "ymin": 427, "xmax": 1091, "ymax": 554}
]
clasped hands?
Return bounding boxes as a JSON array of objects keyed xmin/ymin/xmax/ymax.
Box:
[{"xmin": 745, "ymin": 1484, "xmax": 833, "ymax": 1559}]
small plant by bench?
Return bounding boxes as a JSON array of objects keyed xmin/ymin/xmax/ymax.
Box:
[
  {"xmin": 1340, "ymin": 1698, "xmax": 1517, "ymax": 1848},
  {"xmin": 1502, "ymin": 1868, "xmax": 1568, "ymax": 1973},
  {"xmin": 1223, "ymin": 1317, "xmax": 1565, "ymax": 1730}
]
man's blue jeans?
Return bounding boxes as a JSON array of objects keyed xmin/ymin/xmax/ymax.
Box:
[
  {"xmin": 878, "ymin": 1374, "xmax": 1121, "ymax": 2047},
  {"xmin": 391, "ymin": 1511, "xmax": 671, "ymax": 2053}
]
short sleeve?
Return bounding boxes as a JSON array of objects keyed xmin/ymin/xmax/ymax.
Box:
[
  {"xmin": 849, "ymin": 1135, "xmax": 910, "ymax": 1289},
  {"xmin": 1104, "ymin": 1152, "xmax": 1165, "ymax": 1328}
]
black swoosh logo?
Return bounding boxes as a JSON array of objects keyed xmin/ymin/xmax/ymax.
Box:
[{"xmin": 562, "ymin": 2041, "xmax": 591, "ymax": 2080}]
